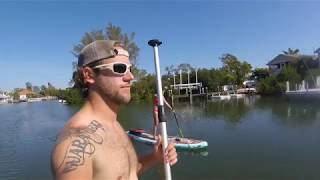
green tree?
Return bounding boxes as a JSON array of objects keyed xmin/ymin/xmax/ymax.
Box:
[
  {"xmin": 32, "ymin": 86, "xmax": 41, "ymax": 94},
  {"xmin": 171, "ymin": 63, "xmax": 196, "ymax": 84},
  {"xmin": 12, "ymin": 89, "xmax": 20, "ymax": 100},
  {"xmin": 40, "ymin": 85, "xmax": 47, "ymax": 96},
  {"xmin": 252, "ymin": 68, "xmax": 269, "ymax": 81},
  {"xmin": 294, "ymin": 56, "xmax": 317, "ymax": 80},
  {"xmin": 197, "ymin": 68, "xmax": 222, "ymax": 91},
  {"xmin": 164, "ymin": 65, "xmax": 175, "ymax": 76},
  {"xmin": 220, "ymin": 53, "xmax": 252, "ymax": 85},
  {"xmin": 256, "ymin": 76, "xmax": 285, "ymax": 95},
  {"xmin": 176, "ymin": 63, "xmax": 194, "ymax": 73},
  {"xmin": 44, "ymin": 82, "xmax": 57, "ymax": 96},
  {"xmin": 131, "ymin": 74, "xmax": 156, "ymax": 101},
  {"xmin": 25, "ymin": 82, "xmax": 32, "ymax": 90},
  {"xmin": 132, "ymin": 66, "xmax": 147, "ymax": 81},
  {"xmin": 64, "ymin": 88, "xmax": 84, "ymax": 105},
  {"xmin": 277, "ymin": 65, "xmax": 301, "ymax": 83},
  {"xmin": 41, "ymin": 85, "xmax": 46, "ymax": 91}
]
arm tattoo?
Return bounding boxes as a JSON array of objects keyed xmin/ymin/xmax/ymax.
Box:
[{"xmin": 56, "ymin": 120, "xmax": 105, "ymax": 173}]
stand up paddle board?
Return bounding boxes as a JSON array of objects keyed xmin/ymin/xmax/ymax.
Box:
[{"xmin": 127, "ymin": 129, "xmax": 208, "ymax": 150}]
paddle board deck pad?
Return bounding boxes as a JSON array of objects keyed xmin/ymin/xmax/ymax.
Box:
[{"xmin": 127, "ymin": 129, "xmax": 208, "ymax": 150}]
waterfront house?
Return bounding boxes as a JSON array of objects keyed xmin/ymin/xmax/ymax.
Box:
[
  {"xmin": 267, "ymin": 54, "xmax": 298, "ymax": 75},
  {"xmin": 267, "ymin": 54, "xmax": 318, "ymax": 75},
  {"xmin": 19, "ymin": 89, "xmax": 33, "ymax": 101}
]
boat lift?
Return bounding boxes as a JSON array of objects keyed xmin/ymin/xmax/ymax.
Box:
[{"xmin": 169, "ymin": 69, "xmax": 207, "ymax": 104}]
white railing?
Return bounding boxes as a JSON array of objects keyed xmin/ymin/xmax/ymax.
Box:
[{"xmin": 286, "ymin": 76, "xmax": 320, "ymax": 93}]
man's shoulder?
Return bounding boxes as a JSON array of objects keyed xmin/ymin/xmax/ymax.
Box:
[
  {"xmin": 51, "ymin": 119, "xmax": 106, "ymax": 175},
  {"xmin": 58, "ymin": 119, "xmax": 105, "ymax": 141},
  {"xmin": 53, "ymin": 119, "xmax": 106, "ymax": 153}
]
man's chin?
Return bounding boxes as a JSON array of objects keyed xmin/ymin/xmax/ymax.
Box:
[
  {"xmin": 123, "ymin": 95, "xmax": 131, "ymax": 104},
  {"xmin": 115, "ymin": 94, "xmax": 131, "ymax": 104}
]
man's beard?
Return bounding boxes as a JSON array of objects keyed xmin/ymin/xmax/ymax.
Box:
[
  {"xmin": 96, "ymin": 83, "xmax": 131, "ymax": 105},
  {"xmin": 104, "ymin": 88, "xmax": 131, "ymax": 105},
  {"xmin": 112, "ymin": 91, "xmax": 131, "ymax": 104}
]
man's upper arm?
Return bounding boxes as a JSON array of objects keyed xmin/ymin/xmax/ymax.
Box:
[
  {"xmin": 51, "ymin": 135, "xmax": 94, "ymax": 180},
  {"xmin": 51, "ymin": 121, "xmax": 105, "ymax": 180}
]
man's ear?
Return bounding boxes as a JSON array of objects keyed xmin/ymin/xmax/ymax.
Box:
[{"xmin": 82, "ymin": 67, "xmax": 96, "ymax": 85}]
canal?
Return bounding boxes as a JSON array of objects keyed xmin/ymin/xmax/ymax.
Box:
[{"xmin": 0, "ymin": 96, "xmax": 320, "ymax": 179}]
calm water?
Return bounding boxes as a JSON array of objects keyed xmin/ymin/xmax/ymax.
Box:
[{"xmin": 1, "ymin": 96, "xmax": 320, "ymax": 180}]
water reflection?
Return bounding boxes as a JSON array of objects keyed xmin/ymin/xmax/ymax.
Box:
[
  {"xmin": 254, "ymin": 97, "xmax": 320, "ymax": 127},
  {"xmin": 172, "ymin": 96, "xmax": 258, "ymax": 125},
  {"xmin": 172, "ymin": 95, "xmax": 320, "ymax": 127},
  {"xmin": 205, "ymin": 98, "xmax": 253, "ymax": 124}
]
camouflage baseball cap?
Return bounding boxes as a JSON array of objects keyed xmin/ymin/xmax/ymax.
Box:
[{"xmin": 77, "ymin": 40, "xmax": 129, "ymax": 67}]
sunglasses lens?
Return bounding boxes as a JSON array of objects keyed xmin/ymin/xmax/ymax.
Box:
[{"xmin": 113, "ymin": 63, "xmax": 127, "ymax": 74}]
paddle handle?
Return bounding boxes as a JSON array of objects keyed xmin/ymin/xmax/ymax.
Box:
[{"xmin": 148, "ymin": 39, "xmax": 172, "ymax": 180}]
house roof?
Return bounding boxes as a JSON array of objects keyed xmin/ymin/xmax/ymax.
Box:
[
  {"xmin": 266, "ymin": 54, "xmax": 315, "ymax": 66},
  {"xmin": 19, "ymin": 89, "xmax": 33, "ymax": 95},
  {"xmin": 266, "ymin": 54, "xmax": 298, "ymax": 66}
]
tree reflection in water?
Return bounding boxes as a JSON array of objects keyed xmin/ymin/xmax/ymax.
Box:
[
  {"xmin": 172, "ymin": 95, "xmax": 320, "ymax": 127},
  {"xmin": 255, "ymin": 96, "xmax": 320, "ymax": 127}
]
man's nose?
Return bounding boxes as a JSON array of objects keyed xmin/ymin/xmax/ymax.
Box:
[{"xmin": 123, "ymin": 71, "xmax": 134, "ymax": 81}]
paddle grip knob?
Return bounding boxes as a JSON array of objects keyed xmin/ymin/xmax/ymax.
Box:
[{"xmin": 148, "ymin": 39, "xmax": 162, "ymax": 47}]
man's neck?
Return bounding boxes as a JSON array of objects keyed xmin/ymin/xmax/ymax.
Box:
[{"xmin": 85, "ymin": 91, "xmax": 119, "ymax": 124}]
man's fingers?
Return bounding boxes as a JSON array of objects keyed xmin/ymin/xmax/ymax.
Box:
[
  {"xmin": 165, "ymin": 143, "xmax": 175, "ymax": 154},
  {"xmin": 166, "ymin": 146, "xmax": 177, "ymax": 159},
  {"xmin": 169, "ymin": 158, "xmax": 178, "ymax": 166},
  {"xmin": 165, "ymin": 152, "xmax": 178, "ymax": 165},
  {"xmin": 164, "ymin": 143, "xmax": 178, "ymax": 166},
  {"xmin": 165, "ymin": 151, "xmax": 177, "ymax": 161}
]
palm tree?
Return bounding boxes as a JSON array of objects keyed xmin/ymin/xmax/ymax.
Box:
[{"xmin": 282, "ymin": 48, "xmax": 299, "ymax": 55}]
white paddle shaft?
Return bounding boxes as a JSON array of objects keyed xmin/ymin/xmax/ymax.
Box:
[{"xmin": 150, "ymin": 40, "xmax": 172, "ymax": 180}]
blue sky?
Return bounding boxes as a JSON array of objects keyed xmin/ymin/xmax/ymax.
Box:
[{"xmin": 1, "ymin": 1, "xmax": 320, "ymax": 91}]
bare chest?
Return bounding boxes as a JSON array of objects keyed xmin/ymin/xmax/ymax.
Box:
[{"xmin": 93, "ymin": 126, "xmax": 138, "ymax": 180}]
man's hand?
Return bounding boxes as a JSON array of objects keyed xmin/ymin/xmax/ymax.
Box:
[
  {"xmin": 154, "ymin": 136, "xmax": 178, "ymax": 166},
  {"xmin": 137, "ymin": 135, "xmax": 178, "ymax": 175}
]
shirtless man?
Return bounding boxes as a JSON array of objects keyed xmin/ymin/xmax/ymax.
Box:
[{"xmin": 51, "ymin": 40, "xmax": 178, "ymax": 180}]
